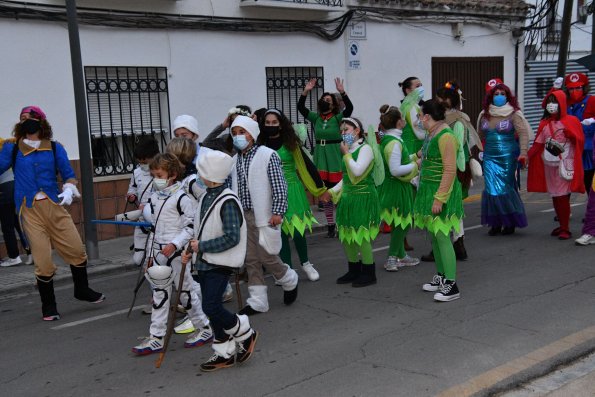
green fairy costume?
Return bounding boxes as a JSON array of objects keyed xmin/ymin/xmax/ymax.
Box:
[
  {"xmin": 414, "ymin": 127, "xmax": 464, "ymax": 235},
  {"xmin": 400, "ymin": 90, "xmax": 424, "ymax": 154},
  {"xmin": 378, "ymin": 134, "xmax": 416, "ymax": 229},
  {"xmin": 334, "ymin": 144, "xmax": 381, "ymax": 245},
  {"xmin": 277, "ymin": 145, "xmax": 326, "ymax": 237}
]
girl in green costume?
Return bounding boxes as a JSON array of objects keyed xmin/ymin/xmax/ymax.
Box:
[
  {"xmin": 329, "ymin": 118, "xmax": 383, "ymax": 288},
  {"xmin": 377, "ymin": 105, "xmax": 420, "ymax": 271},
  {"xmin": 398, "ymin": 77, "xmax": 426, "ymax": 155},
  {"xmin": 299, "ymin": 77, "xmax": 353, "ymax": 238},
  {"xmin": 414, "ymin": 100, "xmax": 464, "ymax": 302},
  {"xmin": 258, "ymin": 109, "xmax": 330, "ymax": 281}
]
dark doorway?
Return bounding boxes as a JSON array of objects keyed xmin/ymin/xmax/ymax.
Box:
[{"xmin": 432, "ymin": 57, "xmax": 504, "ymax": 125}]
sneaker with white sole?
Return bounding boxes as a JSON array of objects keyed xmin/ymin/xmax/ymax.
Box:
[
  {"xmin": 575, "ymin": 233, "xmax": 595, "ymax": 246},
  {"xmin": 396, "ymin": 255, "xmax": 420, "ymax": 267},
  {"xmin": 174, "ymin": 315, "xmax": 195, "ymax": 334},
  {"xmin": 132, "ymin": 336, "xmax": 163, "ymax": 355},
  {"xmin": 301, "ymin": 261, "xmax": 320, "ymax": 281},
  {"xmin": 184, "ymin": 325, "xmax": 214, "ymax": 348},
  {"xmin": 422, "ymin": 274, "xmax": 444, "ymax": 292},
  {"xmin": 0, "ymin": 256, "xmax": 23, "ymax": 267},
  {"xmin": 433, "ymin": 279, "xmax": 460, "ymax": 302},
  {"xmin": 384, "ymin": 256, "xmax": 399, "ymax": 272},
  {"xmin": 222, "ymin": 283, "xmax": 233, "ymax": 303},
  {"xmin": 200, "ymin": 352, "xmax": 236, "ymax": 372}
]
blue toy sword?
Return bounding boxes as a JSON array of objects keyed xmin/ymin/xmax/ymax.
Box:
[{"xmin": 91, "ymin": 220, "xmax": 152, "ymax": 228}]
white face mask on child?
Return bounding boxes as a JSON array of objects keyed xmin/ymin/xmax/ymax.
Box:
[
  {"xmin": 152, "ymin": 178, "xmax": 169, "ymax": 191},
  {"xmin": 139, "ymin": 164, "xmax": 150, "ymax": 172}
]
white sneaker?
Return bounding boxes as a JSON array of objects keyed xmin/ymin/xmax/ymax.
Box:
[
  {"xmin": 222, "ymin": 283, "xmax": 233, "ymax": 303},
  {"xmin": 184, "ymin": 325, "xmax": 214, "ymax": 348},
  {"xmin": 301, "ymin": 261, "xmax": 320, "ymax": 281},
  {"xmin": 24, "ymin": 254, "xmax": 33, "ymax": 265},
  {"xmin": 0, "ymin": 257, "xmax": 23, "ymax": 267},
  {"xmin": 575, "ymin": 234, "xmax": 595, "ymax": 246},
  {"xmin": 422, "ymin": 274, "xmax": 444, "ymax": 292},
  {"xmin": 131, "ymin": 336, "xmax": 163, "ymax": 355},
  {"xmin": 396, "ymin": 255, "xmax": 420, "ymax": 267},
  {"xmin": 174, "ymin": 315, "xmax": 195, "ymax": 334},
  {"xmin": 384, "ymin": 256, "xmax": 399, "ymax": 272}
]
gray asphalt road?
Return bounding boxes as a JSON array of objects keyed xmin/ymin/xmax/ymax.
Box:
[{"xmin": 1, "ymin": 191, "xmax": 594, "ymax": 397}]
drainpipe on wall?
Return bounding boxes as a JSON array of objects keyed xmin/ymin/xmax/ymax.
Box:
[{"xmin": 556, "ymin": 0, "xmax": 574, "ymax": 77}]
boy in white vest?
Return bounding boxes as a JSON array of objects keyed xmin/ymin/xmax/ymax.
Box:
[
  {"xmin": 229, "ymin": 115, "xmax": 299, "ymax": 315},
  {"xmin": 183, "ymin": 149, "xmax": 257, "ymax": 371}
]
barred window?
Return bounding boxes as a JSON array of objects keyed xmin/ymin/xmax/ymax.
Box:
[
  {"xmin": 266, "ymin": 66, "xmax": 324, "ymax": 152},
  {"xmin": 85, "ymin": 66, "xmax": 171, "ymax": 177}
]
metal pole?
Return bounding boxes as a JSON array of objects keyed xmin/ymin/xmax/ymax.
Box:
[
  {"xmin": 556, "ymin": 0, "xmax": 574, "ymax": 77},
  {"xmin": 66, "ymin": 0, "xmax": 98, "ymax": 259}
]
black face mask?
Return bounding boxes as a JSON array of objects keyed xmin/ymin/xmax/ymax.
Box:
[
  {"xmin": 20, "ymin": 119, "xmax": 41, "ymax": 135},
  {"xmin": 266, "ymin": 135, "xmax": 283, "ymax": 151},
  {"xmin": 318, "ymin": 99, "xmax": 331, "ymax": 113},
  {"xmin": 261, "ymin": 125, "xmax": 280, "ymax": 138}
]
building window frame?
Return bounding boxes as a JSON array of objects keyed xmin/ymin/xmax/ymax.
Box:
[{"xmin": 84, "ymin": 66, "xmax": 171, "ymax": 177}]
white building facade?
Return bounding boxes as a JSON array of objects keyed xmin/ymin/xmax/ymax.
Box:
[{"xmin": 0, "ymin": 0, "xmax": 528, "ymax": 239}]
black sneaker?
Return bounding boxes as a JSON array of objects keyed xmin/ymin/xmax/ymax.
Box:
[
  {"xmin": 200, "ymin": 353, "xmax": 236, "ymax": 372},
  {"xmin": 420, "ymin": 250, "xmax": 435, "ymax": 262},
  {"xmin": 433, "ymin": 279, "xmax": 460, "ymax": 302},
  {"xmin": 488, "ymin": 226, "xmax": 502, "ymax": 236},
  {"xmin": 326, "ymin": 224, "xmax": 336, "ymax": 238},
  {"xmin": 422, "ymin": 274, "xmax": 444, "ymax": 292},
  {"xmin": 283, "ymin": 285, "xmax": 298, "ymax": 305},
  {"xmin": 453, "ymin": 237, "xmax": 468, "ymax": 261},
  {"xmin": 236, "ymin": 331, "xmax": 259, "ymax": 364},
  {"xmin": 238, "ymin": 305, "xmax": 262, "ymax": 316}
]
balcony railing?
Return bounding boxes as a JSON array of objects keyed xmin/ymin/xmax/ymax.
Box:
[{"xmin": 240, "ymin": 0, "xmax": 344, "ymax": 11}]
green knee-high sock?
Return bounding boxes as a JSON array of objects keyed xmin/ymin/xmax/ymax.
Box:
[
  {"xmin": 434, "ymin": 231, "xmax": 456, "ymax": 280},
  {"xmin": 293, "ymin": 232, "xmax": 309, "ymax": 264},
  {"xmin": 431, "ymin": 233, "xmax": 445, "ymax": 275},
  {"xmin": 388, "ymin": 226, "xmax": 408, "ymax": 258},
  {"xmin": 343, "ymin": 241, "xmax": 360, "ymax": 262},
  {"xmin": 360, "ymin": 240, "xmax": 374, "ymax": 265},
  {"xmin": 280, "ymin": 232, "xmax": 293, "ymax": 267}
]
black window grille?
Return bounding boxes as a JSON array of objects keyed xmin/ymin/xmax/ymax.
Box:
[
  {"xmin": 266, "ymin": 66, "xmax": 324, "ymax": 152},
  {"xmin": 84, "ymin": 66, "xmax": 171, "ymax": 177}
]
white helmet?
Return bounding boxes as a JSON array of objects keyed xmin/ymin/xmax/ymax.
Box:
[{"xmin": 145, "ymin": 265, "xmax": 174, "ymax": 288}]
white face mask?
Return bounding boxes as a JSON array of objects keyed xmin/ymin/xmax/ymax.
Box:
[
  {"xmin": 546, "ymin": 103, "xmax": 559, "ymax": 115},
  {"xmin": 152, "ymin": 178, "xmax": 169, "ymax": 191},
  {"xmin": 415, "ymin": 86, "xmax": 425, "ymax": 99},
  {"xmin": 139, "ymin": 163, "xmax": 149, "ymax": 172}
]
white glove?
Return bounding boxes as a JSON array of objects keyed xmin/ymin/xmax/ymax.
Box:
[
  {"xmin": 582, "ymin": 118, "xmax": 595, "ymax": 126},
  {"xmin": 58, "ymin": 183, "xmax": 80, "ymax": 206},
  {"xmin": 553, "ymin": 77, "xmax": 563, "ymax": 89}
]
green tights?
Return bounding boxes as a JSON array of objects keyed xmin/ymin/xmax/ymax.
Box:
[
  {"xmin": 343, "ymin": 240, "xmax": 374, "ymax": 265},
  {"xmin": 388, "ymin": 225, "xmax": 409, "ymax": 258},
  {"xmin": 280, "ymin": 232, "xmax": 309, "ymax": 268},
  {"xmin": 431, "ymin": 231, "xmax": 456, "ymax": 280}
]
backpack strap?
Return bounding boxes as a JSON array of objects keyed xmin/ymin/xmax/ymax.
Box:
[{"xmin": 176, "ymin": 193, "xmax": 187, "ymax": 216}]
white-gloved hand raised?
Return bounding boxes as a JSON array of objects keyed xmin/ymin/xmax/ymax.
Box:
[
  {"xmin": 58, "ymin": 183, "xmax": 81, "ymax": 206},
  {"xmin": 582, "ymin": 118, "xmax": 595, "ymax": 126},
  {"xmin": 553, "ymin": 77, "xmax": 563, "ymax": 89}
]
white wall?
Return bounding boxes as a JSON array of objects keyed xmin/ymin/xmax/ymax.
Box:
[{"xmin": 0, "ymin": 17, "xmax": 518, "ymax": 160}]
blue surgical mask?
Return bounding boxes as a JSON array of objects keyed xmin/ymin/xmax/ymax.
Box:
[
  {"xmin": 233, "ymin": 135, "xmax": 249, "ymax": 151},
  {"xmin": 415, "ymin": 86, "xmax": 425, "ymax": 99},
  {"xmin": 342, "ymin": 134, "xmax": 355, "ymax": 147},
  {"xmin": 493, "ymin": 94, "xmax": 507, "ymax": 107}
]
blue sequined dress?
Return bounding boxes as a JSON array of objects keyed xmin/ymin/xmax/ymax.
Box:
[{"xmin": 480, "ymin": 116, "xmax": 528, "ymax": 228}]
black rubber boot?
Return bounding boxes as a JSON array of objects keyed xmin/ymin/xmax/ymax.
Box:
[
  {"xmin": 70, "ymin": 264, "xmax": 105, "ymax": 303},
  {"xmin": 352, "ymin": 263, "xmax": 377, "ymax": 288},
  {"xmin": 453, "ymin": 237, "xmax": 468, "ymax": 261},
  {"xmin": 326, "ymin": 224, "xmax": 336, "ymax": 238},
  {"xmin": 37, "ymin": 275, "xmax": 60, "ymax": 321},
  {"xmin": 336, "ymin": 261, "xmax": 361, "ymax": 284}
]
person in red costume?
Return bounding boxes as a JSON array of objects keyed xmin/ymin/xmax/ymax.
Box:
[
  {"xmin": 564, "ymin": 72, "xmax": 595, "ymax": 192},
  {"xmin": 528, "ymin": 90, "xmax": 585, "ymax": 240}
]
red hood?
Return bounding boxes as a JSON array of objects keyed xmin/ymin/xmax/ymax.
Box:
[{"xmin": 550, "ymin": 90, "xmax": 569, "ymax": 117}]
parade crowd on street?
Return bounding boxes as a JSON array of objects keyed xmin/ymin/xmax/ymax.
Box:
[{"xmin": 0, "ymin": 71, "xmax": 594, "ymax": 373}]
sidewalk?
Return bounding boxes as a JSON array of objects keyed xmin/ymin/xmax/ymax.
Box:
[{"xmin": 0, "ymin": 205, "xmax": 330, "ymax": 296}]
